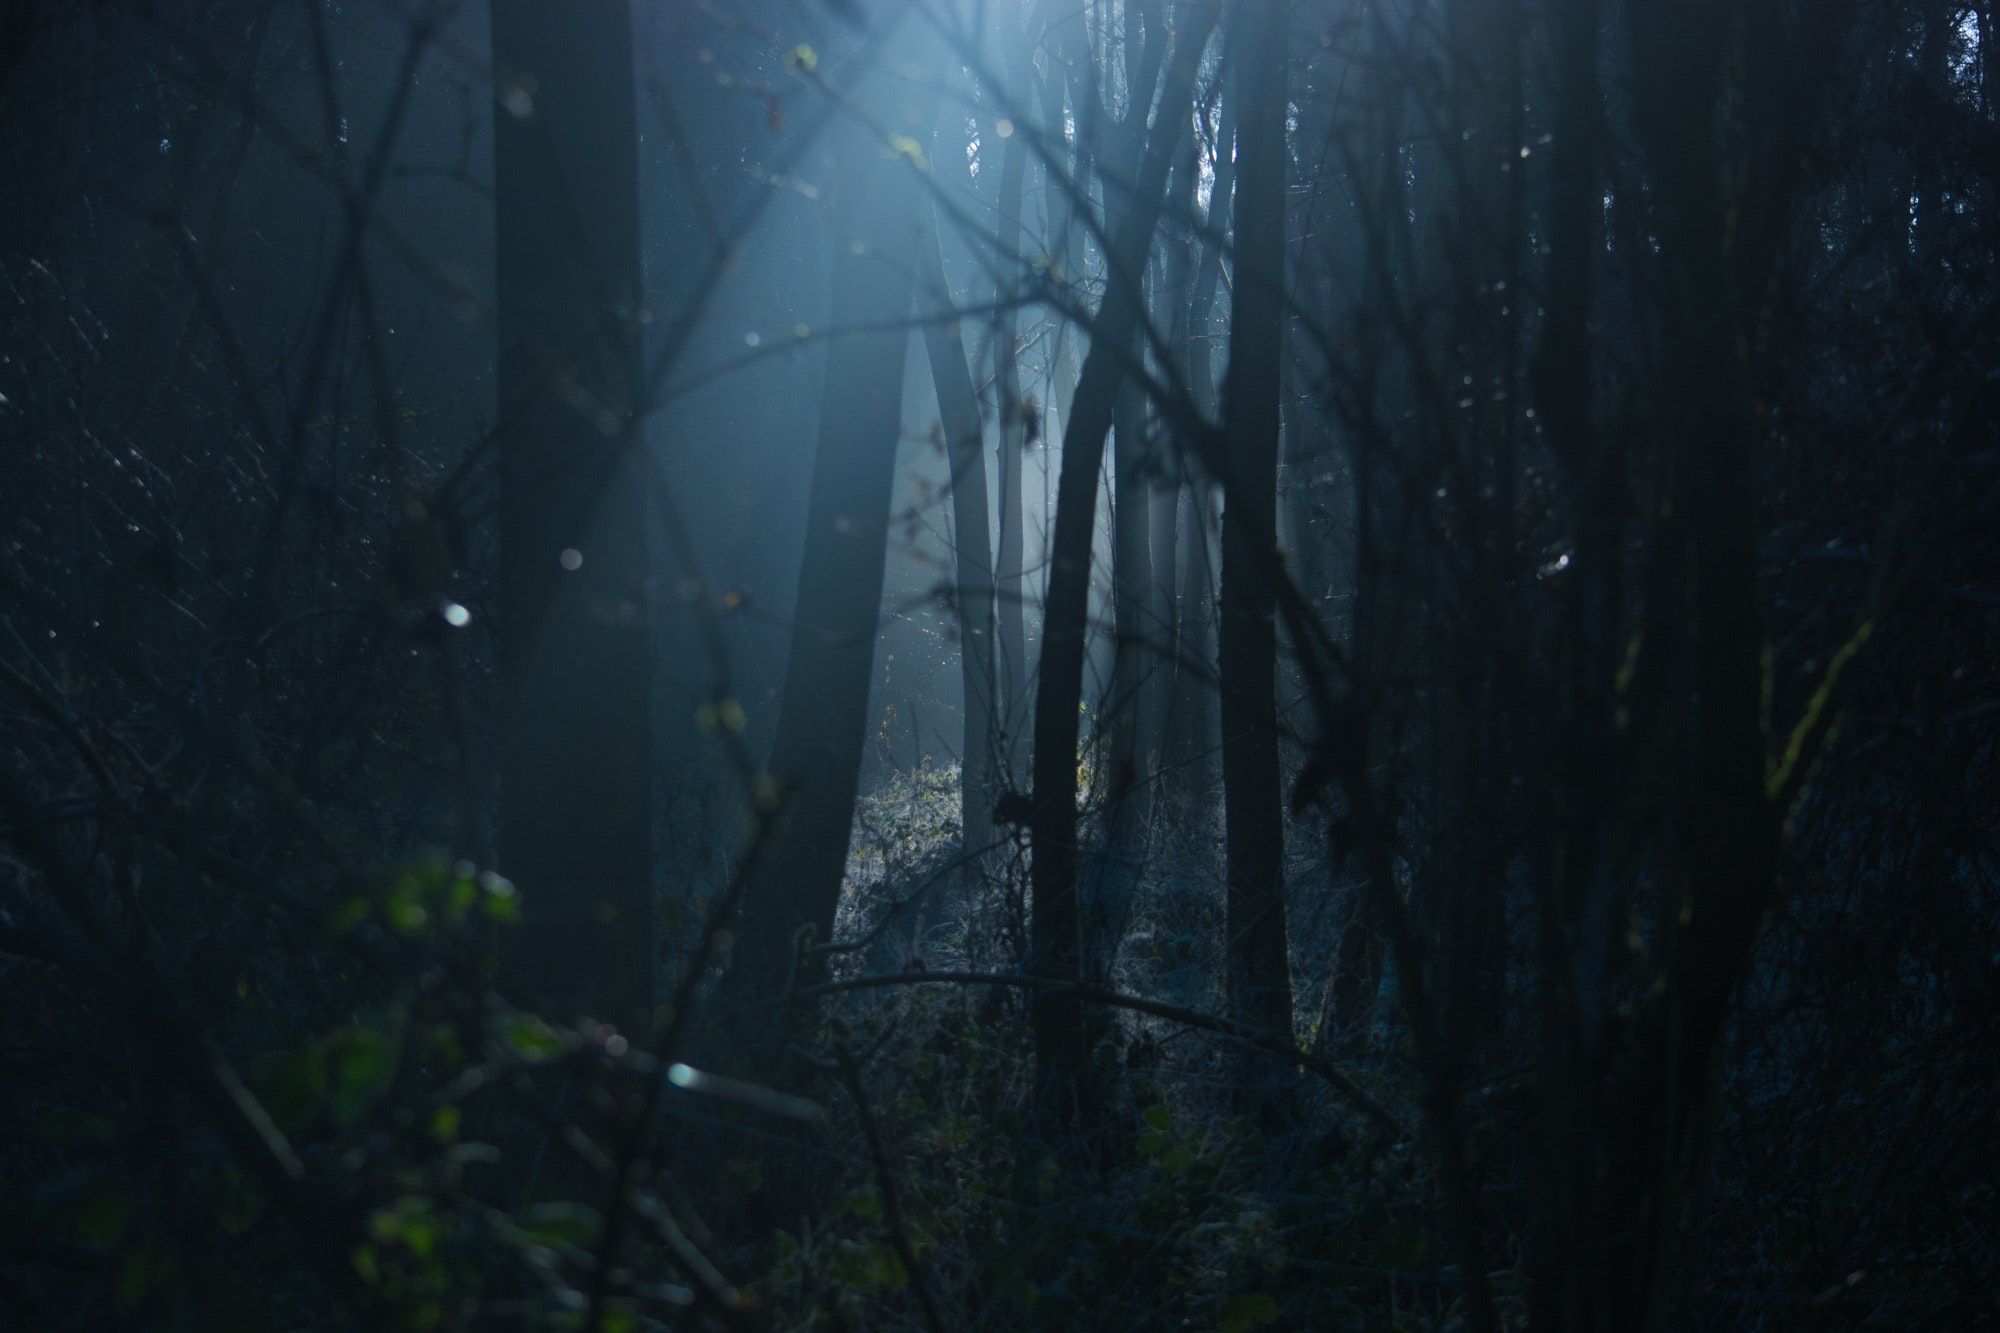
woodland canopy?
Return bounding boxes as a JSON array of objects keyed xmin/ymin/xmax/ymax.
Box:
[{"xmin": 1, "ymin": 1, "xmax": 1996, "ymax": 1329}]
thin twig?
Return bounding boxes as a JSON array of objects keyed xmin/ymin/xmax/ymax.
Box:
[
  {"xmin": 833, "ymin": 1035, "xmax": 949, "ymax": 1333},
  {"xmin": 794, "ymin": 969, "xmax": 1409, "ymax": 1141}
]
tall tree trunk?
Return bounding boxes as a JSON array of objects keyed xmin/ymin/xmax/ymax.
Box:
[
  {"xmin": 1593, "ymin": 0, "xmax": 1852, "ymax": 1321},
  {"xmin": 1324, "ymin": 32, "xmax": 1412, "ymax": 1046},
  {"xmin": 1029, "ymin": 3, "xmax": 1214, "ymax": 1120},
  {"xmin": 1218, "ymin": 0, "xmax": 1294, "ymax": 1044},
  {"xmin": 1165, "ymin": 85, "xmax": 1233, "ymax": 795},
  {"xmin": 1038, "ymin": 0, "xmax": 1092, "ymax": 459},
  {"xmin": 728, "ymin": 45, "xmax": 927, "ymax": 1011},
  {"xmin": 1149, "ymin": 143, "xmax": 1191, "ymax": 764},
  {"xmin": 1278, "ymin": 316, "xmax": 1330, "ymax": 612},
  {"xmin": 993, "ymin": 19, "xmax": 1034, "ymax": 785},
  {"xmin": 1146, "ymin": 478, "xmax": 1179, "ymax": 760},
  {"xmin": 1098, "ymin": 25, "xmax": 1159, "ymax": 972},
  {"xmin": 1426, "ymin": 0, "xmax": 1521, "ymax": 1083},
  {"xmin": 917, "ymin": 191, "xmax": 998, "ymax": 892},
  {"xmin": 1525, "ymin": 1, "xmax": 1611, "ymax": 1323},
  {"xmin": 1098, "ymin": 287, "xmax": 1153, "ymax": 981},
  {"xmin": 1171, "ymin": 482, "xmax": 1222, "ymax": 792},
  {"xmin": 491, "ymin": 0, "xmax": 653, "ymax": 1029}
]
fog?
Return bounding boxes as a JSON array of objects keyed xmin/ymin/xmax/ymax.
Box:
[{"xmin": 3, "ymin": 2, "xmax": 1995, "ymax": 1327}]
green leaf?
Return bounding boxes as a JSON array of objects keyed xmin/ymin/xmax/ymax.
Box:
[
  {"xmin": 888, "ymin": 135, "xmax": 929, "ymax": 171},
  {"xmin": 447, "ymin": 873, "xmax": 476, "ymax": 923},
  {"xmin": 326, "ymin": 896, "xmax": 371, "ymax": 937},
  {"xmin": 515, "ymin": 1201, "xmax": 602, "ymax": 1249},
  {"xmin": 428, "ymin": 1022, "xmax": 466, "ymax": 1066},
  {"xmin": 257, "ymin": 1048, "xmax": 328, "ymax": 1135},
  {"xmin": 73, "ymin": 1187, "xmax": 131, "ymax": 1246},
  {"xmin": 210, "ymin": 1169, "xmax": 264, "ymax": 1236},
  {"xmin": 1220, "ymin": 1292, "xmax": 1279, "ymax": 1333},
  {"xmin": 840, "ymin": 1187, "xmax": 884, "ymax": 1225},
  {"xmin": 116, "ymin": 1237, "xmax": 175, "ymax": 1309},
  {"xmin": 498, "ymin": 1015, "xmax": 566, "ymax": 1063},
  {"xmin": 385, "ymin": 887, "xmax": 429, "ymax": 935},
  {"xmin": 370, "ymin": 1195, "xmax": 443, "ymax": 1259},
  {"xmin": 331, "ymin": 1028, "xmax": 399, "ymax": 1124},
  {"xmin": 477, "ymin": 870, "xmax": 519, "ymax": 923},
  {"xmin": 1142, "ymin": 1104, "xmax": 1171, "ymax": 1132},
  {"xmin": 872, "ymin": 1241, "xmax": 910, "ymax": 1291},
  {"xmin": 429, "ymin": 1105, "xmax": 461, "ymax": 1143}
]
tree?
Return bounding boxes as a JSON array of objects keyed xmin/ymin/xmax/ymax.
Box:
[
  {"xmin": 1217, "ymin": 0, "xmax": 1294, "ymax": 1046},
  {"xmin": 916, "ymin": 171, "xmax": 998, "ymax": 893},
  {"xmin": 5, "ymin": 3, "xmax": 1998, "ymax": 1327},
  {"xmin": 727, "ymin": 21, "xmax": 931, "ymax": 1013},
  {"xmin": 491, "ymin": 0, "xmax": 653, "ymax": 1029},
  {"xmin": 1101, "ymin": 0, "xmax": 1168, "ymax": 985},
  {"xmin": 991, "ymin": 8, "xmax": 1037, "ymax": 784},
  {"xmin": 1164, "ymin": 83, "xmax": 1233, "ymax": 797},
  {"xmin": 1583, "ymin": 0, "xmax": 1847, "ymax": 1318},
  {"xmin": 1028, "ymin": 0, "xmax": 1214, "ymax": 1119}
]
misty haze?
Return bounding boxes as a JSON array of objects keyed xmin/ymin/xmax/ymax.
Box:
[{"xmin": 2, "ymin": 1, "xmax": 1996, "ymax": 1329}]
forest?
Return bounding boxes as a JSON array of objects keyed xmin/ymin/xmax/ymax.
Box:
[{"xmin": 2, "ymin": 0, "xmax": 1997, "ymax": 1328}]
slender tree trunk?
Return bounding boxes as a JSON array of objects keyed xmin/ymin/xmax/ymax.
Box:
[
  {"xmin": 1166, "ymin": 85, "xmax": 1233, "ymax": 795},
  {"xmin": 1146, "ymin": 443, "xmax": 1180, "ymax": 797},
  {"xmin": 1324, "ymin": 36, "xmax": 1413, "ymax": 1046},
  {"xmin": 1098, "ymin": 96, "xmax": 1156, "ymax": 974},
  {"xmin": 1279, "ymin": 318, "xmax": 1329, "ymax": 609},
  {"xmin": 1422, "ymin": 0, "xmax": 1521, "ymax": 1085},
  {"xmin": 1218, "ymin": 0, "xmax": 1294, "ymax": 1044},
  {"xmin": 1171, "ymin": 481, "xmax": 1222, "ymax": 793},
  {"xmin": 1592, "ymin": 0, "xmax": 1847, "ymax": 1321},
  {"xmin": 993, "ymin": 22, "xmax": 1033, "ymax": 785},
  {"xmin": 916, "ymin": 192, "xmax": 998, "ymax": 891},
  {"xmin": 1149, "ymin": 145, "xmax": 1191, "ymax": 758},
  {"xmin": 1039, "ymin": 0, "xmax": 1091, "ymax": 450},
  {"xmin": 728, "ymin": 49, "xmax": 928, "ymax": 1010},
  {"xmin": 1526, "ymin": 3, "xmax": 1610, "ymax": 1322},
  {"xmin": 491, "ymin": 0, "xmax": 653, "ymax": 1029},
  {"xmin": 1029, "ymin": 4, "xmax": 1214, "ymax": 1119},
  {"xmin": 1096, "ymin": 330, "xmax": 1153, "ymax": 977}
]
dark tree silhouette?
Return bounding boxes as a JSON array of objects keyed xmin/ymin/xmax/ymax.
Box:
[
  {"xmin": 3, "ymin": 2, "xmax": 1997, "ymax": 1328},
  {"xmin": 916, "ymin": 185, "xmax": 998, "ymax": 892},
  {"xmin": 491, "ymin": 0, "xmax": 654, "ymax": 1029},
  {"xmin": 1028, "ymin": 1, "xmax": 1215, "ymax": 1120},
  {"xmin": 728, "ymin": 25, "xmax": 932, "ymax": 1011},
  {"xmin": 1216, "ymin": 0, "xmax": 1295, "ymax": 1048}
]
